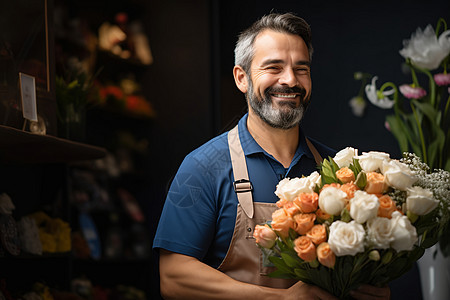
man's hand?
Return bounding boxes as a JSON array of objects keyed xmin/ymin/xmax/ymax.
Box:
[{"xmin": 349, "ymin": 284, "xmax": 391, "ymax": 300}]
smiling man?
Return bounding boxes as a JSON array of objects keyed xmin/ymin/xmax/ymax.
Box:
[{"xmin": 153, "ymin": 13, "xmax": 390, "ymax": 300}]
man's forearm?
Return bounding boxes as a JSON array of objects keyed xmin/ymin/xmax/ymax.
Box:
[{"xmin": 159, "ymin": 250, "xmax": 284, "ymax": 300}]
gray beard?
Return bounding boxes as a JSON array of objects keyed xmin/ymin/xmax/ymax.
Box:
[{"xmin": 246, "ymin": 79, "xmax": 309, "ymax": 129}]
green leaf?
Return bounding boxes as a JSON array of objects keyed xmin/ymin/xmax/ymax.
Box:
[
  {"xmin": 355, "ymin": 171, "xmax": 367, "ymax": 190},
  {"xmin": 293, "ymin": 268, "xmax": 312, "ymax": 282},
  {"xmin": 386, "ymin": 115, "xmax": 409, "ymax": 153},
  {"xmin": 408, "ymin": 247, "xmax": 425, "ymax": 262},
  {"xmin": 281, "ymin": 252, "xmax": 301, "ymax": 268},
  {"xmin": 268, "ymin": 256, "xmax": 292, "ymax": 274}
]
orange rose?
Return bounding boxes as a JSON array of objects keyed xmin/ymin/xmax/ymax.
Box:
[
  {"xmin": 276, "ymin": 199, "xmax": 289, "ymax": 208},
  {"xmin": 306, "ymin": 224, "xmax": 327, "ymax": 245},
  {"xmin": 336, "ymin": 167, "xmax": 355, "ymax": 184},
  {"xmin": 253, "ymin": 224, "xmax": 277, "ymax": 249},
  {"xmin": 321, "ymin": 183, "xmax": 341, "ymax": 191},
  {"xmin": 293, "ymin": 213, "xmax": 316, "ymax": 235},
  {"xmin": 271, "ymin": 209, "xmax": 294, "ymax": 238},
  {"xmin": 293, "ymin": 192, "xmax": 319, "ymax": 213},
  {"xmin": 315, "ymin": 208, "xmax": 331, "ymax": 222},
  {"xmin": 365, "ymin": 172, "xmax": 387, "ymax": 194},
  {"xmin": 294, "ymin": 236, "xmax": 317, "ymax": 262},
  {"xmin": 283, "ymin": 201, "xmax": 300, "ymax": 217},
  {"xmin": 340, "ymin": 182, "xmax": 359, "ymax": 199},
  {"xmin": 377, "ymin": 194, "xmax": 397, "ymax": 219},
  {"xmin": 317, "ymin": 242, "xmax": 336, "ymax": 268}
]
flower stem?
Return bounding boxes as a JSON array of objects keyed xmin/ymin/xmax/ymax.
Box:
[
  {"xmin": 408, "ymin": 61, "xmax": 437, "ymax": 107},
  {"xmin": 444, "ymin": 95, "xmax": 450, "ymax": 123},
  {"xmin": 410, "ymin": 102, "xmax": 428, "ymax": 164}
]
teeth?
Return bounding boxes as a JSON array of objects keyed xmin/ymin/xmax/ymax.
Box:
[{"xmin": 273, "ymin": 94, "xmax": 297, "ymax": 98}]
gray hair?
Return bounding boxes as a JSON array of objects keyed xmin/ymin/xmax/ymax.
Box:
[{"xmin": 234, "ymin": 13, "xmax": 313, "ymax": 75}]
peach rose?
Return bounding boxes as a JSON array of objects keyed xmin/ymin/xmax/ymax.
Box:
[
  {"xmin": 293, "ymin": 213, "xmax": 316, "ymax": 235},
  {"xmin": 306, "ymin": 224, "xmax": 327, "ymax": 245},
  {"xmin": 336, "ymin": 167, "xmax": 355, "ymax": 184},
  {"xmin": 253, "ymin": 224, "xmax": 277, "ymax": 249},
  {"xmin": 317, "ymin": 242, "xmax": 336, "ymax": 268},
  {"xmin": 293, "ymin": 192, "xmax": 319, "ymax": 213},
  {"xmin": 365, "ymin": 172, "xmax": 387, "ymax": 194},
  {"xmin": 315, "ymin": 208, "xmax": 331, "ymax": 222},
  {"xmin": 377, "ymin": 194, "xmax": 397, "ymax": 219},
  {"xmin": 321, "ymin": 183, "xmax": 341, "ymax": 191},
  {"xmin": 276, "ymin": 199, "xmax": 289, "ymax": 208},
  {"xmin": 340, "ymin": 182, "xmax": 359, "ymax": 199},
  {"xmin": 271, "ymin": 209, "xmax": 294, "ymax": 238},
  {"xmin": 283, "ymin": 201, "xmax": 301, "ymax": 217},
  {"xmin": 294, "ymin": 236, "xmax": 317, "ymax": 262}
]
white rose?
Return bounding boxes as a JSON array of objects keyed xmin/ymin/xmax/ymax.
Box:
[
  {"xmin": 406, "ymin": 186, "xmax": 439, "ymax": 215},
  {"xmin": 318, "ymin": 186, "xmax": 347, "ymax": 216},
  {"xmin": 349, "ymin": 191, "xmax": 380, "ymax": 224},
  {"xmin": 275, "ymin": 177, "xmax": 314, "ymax": 201},
  {"xmin": 328, "ymin": 221, "xmax": 365, "ymax": 256},
  {"xmin": 334, "ymin": 147, "xmax": 358, "ymax": 168},
  {"xmin": 306, "ymin": 171, "xmax": 321, "ymax": 188},
  {"xmin": 382, "ymin": 160, "xmax": 418, "ymax": 191},
  {"xmin": 390, "ymin": 211, "xmax": 418, "ymax": 251},
  {"xmin": 366, "ymin": 217, "xmax": 394, "ymax": 249},
  {"xmin": 357, "ymin": 151, "xmax": 390, "ymax": 172}
]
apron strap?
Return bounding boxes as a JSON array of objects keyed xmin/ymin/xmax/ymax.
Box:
[
  {"xmin": 305, "ymin": 137, "xmax": 323, "ymax": 165},
  {"xmin": 228, "ymin": 125, "xmax": 254, "ymax": 219}
]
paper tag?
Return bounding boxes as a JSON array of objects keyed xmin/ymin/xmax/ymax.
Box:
[{"xmin": 19, "ymin": 72, "xmax": 38, "ymax": 122}]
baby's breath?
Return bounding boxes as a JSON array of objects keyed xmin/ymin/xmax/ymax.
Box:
[{"xmin": 401, "ymin": 152, "xmax": 450, "ymax": 251}]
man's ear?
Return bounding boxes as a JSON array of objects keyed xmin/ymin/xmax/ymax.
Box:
[{"xmin": 233, "ymin": 65, "xmax": 248, "ymax": 93}]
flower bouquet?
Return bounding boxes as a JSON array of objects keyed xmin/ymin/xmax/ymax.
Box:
[{"xmin": 253, "ymin": 147, "xmax": 450, "ymax": 299}]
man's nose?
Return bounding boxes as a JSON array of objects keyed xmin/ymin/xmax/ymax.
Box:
[{"xmin": 278, "ymin": 69, "xmax": 298, "ymax": 87}]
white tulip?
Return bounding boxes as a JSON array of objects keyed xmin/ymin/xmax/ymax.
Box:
[
  {"xmin": 365, "ymin": 77, "xmax": 395, "ymax": 109},
  {"xmin": 399, "ymin": 24, "xmax": 450, "ymax": 70},
  {"xmin": 328, "ymin": 221, "xmax": 366, "ymax": 256},
  {"xmin": 318, "ymin": 186, "xmax": 347, "ymax": 216},
  {"xmin": 349, "ymin": 191, "xmax": 380, "ymax": 224},
  {"xmin": 406, "ymin": 186, "xmax": 439, "ymax": 215}
]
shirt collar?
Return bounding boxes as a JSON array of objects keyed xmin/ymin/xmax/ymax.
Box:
[{"xmin": 237, "ymin": 113, "xmax": 315, "ymax": 161}]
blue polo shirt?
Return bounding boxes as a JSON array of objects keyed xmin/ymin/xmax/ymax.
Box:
[{"xmin": 153, "ymin": 114, "xmax": 336, "ymax": 268}]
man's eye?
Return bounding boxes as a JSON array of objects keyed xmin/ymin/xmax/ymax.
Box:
[{"xmin": 296, "ymin": 68, "xmax": 310, "ymax": 73}]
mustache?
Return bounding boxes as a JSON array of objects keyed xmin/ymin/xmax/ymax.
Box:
[{"xmin": 264, "ymin": 86, "xmax": 307, "ymax": 100}]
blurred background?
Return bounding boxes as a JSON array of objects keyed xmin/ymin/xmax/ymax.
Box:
[{"xmin": 0, "ymin": 0, "xmax": 449, "ymax": 299}]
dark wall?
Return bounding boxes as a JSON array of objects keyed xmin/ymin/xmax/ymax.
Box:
[{"xmin": 217, "ymin": 0, "xmax": 450, "ymax": 158}]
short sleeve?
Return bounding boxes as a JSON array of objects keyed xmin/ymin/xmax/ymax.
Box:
[{"xmin": 153, "ymin": 153, "xmax": 218, "ymax": 260}]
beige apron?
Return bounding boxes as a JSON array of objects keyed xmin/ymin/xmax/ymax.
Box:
[{"xmin": 218, "ymin": 124, "xmax": 322, "ymax": 288}]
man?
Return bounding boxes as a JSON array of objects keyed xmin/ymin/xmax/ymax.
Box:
[{"xmin": 153, "ymin": 13, "xmax": 390, "ymax": 299}]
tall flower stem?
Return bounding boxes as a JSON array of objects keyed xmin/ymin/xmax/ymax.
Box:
[
  {"xmin": 411, "ymin": 102, "xmax": 428, "ymax": 164},
  {"xmin": 407, "ymin": 61, "xmax": 437, "ymax": 107}
]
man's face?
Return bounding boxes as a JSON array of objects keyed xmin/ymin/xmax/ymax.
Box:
[{"xmin": 246, "ymin": 30, "xmax": 312, "ymax": 129}]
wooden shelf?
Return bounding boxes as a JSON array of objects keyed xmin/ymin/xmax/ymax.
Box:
[{"xmin": 0, "ymin": 125, "xmax": 106, "ymax": 164}]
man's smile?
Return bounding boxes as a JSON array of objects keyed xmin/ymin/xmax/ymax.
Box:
[{"xmin": 270, "ymin": 93, "xmax": 299, "ymax": 99}]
